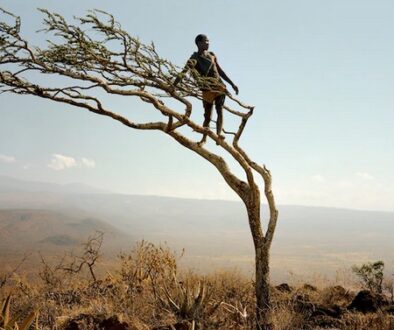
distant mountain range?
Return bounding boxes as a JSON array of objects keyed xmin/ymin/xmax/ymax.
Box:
[
  {"xmin": 1, "ymin": 176, "xmax": 393, "ymax": 281},
  {"xmin": 0, "ymin": 175, "xmax": 111, "ymax": 194}
]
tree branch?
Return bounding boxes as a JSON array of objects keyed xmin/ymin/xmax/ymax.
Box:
[{"xmin": 1, "ymin": 6, "xmax": 278, "ymax": 250}]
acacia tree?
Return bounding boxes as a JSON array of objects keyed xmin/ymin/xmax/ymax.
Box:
[{"xmin": 0, "ymin": 8, "xmax": 278, "ymax": 328}]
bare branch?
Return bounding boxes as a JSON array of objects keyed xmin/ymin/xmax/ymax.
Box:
[{"xmin": 57, "ymin": 231, "xmax": 104, "ymax": 282}]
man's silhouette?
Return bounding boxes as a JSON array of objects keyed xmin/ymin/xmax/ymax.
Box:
[{"xmin": 173, "ymin": 34, "xmax": 238, "ymax": 145}]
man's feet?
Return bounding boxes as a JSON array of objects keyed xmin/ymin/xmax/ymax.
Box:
[{"xmin": 197, "ymin": 132, "xmax": 224, "ymax": 146}]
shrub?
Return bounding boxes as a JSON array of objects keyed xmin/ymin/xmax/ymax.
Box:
[{"xmin": 352, "ymin": 261, "xmax": 384, "ymax": 294}]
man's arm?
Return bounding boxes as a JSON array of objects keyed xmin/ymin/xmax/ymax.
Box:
[
  {"xmin": 172, "ymin": 59, "xmax": 196, "ymax": 88},
  {"xmin": 214, "ymin": 56, "xmax": 239, "ymax": 95}
]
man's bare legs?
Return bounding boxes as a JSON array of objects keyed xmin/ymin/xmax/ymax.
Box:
[
  {"xmin": 198, "ymin": 95, "xmax": 226, "ymax": 146},
  {"xmin": 198, "ymin": 102, "xmax": 213, "ymax": 145},
  {"xmin": 216, "ymin": 104, "xmax": 224, "ymax": 137},
  {"xmin": 214, "ymin": 93, "xmax": 226, "ymax": 144}
]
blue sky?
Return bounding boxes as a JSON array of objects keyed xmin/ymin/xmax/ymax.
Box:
[{"xmin": 1, "ymin": 0, "xmax": 393, "ymax": 211}]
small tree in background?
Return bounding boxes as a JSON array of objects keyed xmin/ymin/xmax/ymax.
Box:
[
  {"xmin": 352, "ymin": 260, "xmax": 384, "ymax": 294},
  {"xmin": 0, "ymin": 8, "xmax": 278, "ymax": 328},
  {"xmin": 58, "ymin": 231, "xmax": 104, "ymax": 283}
]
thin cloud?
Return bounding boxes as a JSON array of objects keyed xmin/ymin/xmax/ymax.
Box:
[
  {"xmin": 81, "ymin": 157, "xmax": 96, "ymax": 168},
  {"xmin": 0, "ymin": 154, "xmax": 16, "ymax": 163},
  {"xmin": 48, "ymin": 154, "xmax": 77, "ymax": 171},
  {"xmin": 355, "ymin": 171, "xmax": 374, "ymax": 180}
]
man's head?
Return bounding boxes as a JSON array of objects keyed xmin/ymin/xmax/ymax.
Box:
[{"xmin": 195, "ymin": 34, "xmax": 209, "ymax": 51}]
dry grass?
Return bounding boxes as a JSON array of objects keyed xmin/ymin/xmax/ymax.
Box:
[{"xmin": 1, "ymin": 241, "xmax": 394, "ymax": 329}]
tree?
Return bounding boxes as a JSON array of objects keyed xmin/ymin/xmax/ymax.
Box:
[
  {"xmin": 0, "ymin": 8, "xmax": 278, "ymax": 328},
  {"xmin": 39, "ymin": 231, "xmax": 103, "ymax": 285},
  {"xmin": 58, "ymin": 231, "xmax": 104, "ymax": 283},
  {"xmin": 352, "ymin": 260, "xmax": 385, "ymax": 294}
]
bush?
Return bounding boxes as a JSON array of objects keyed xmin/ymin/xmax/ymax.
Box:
[{"xmin": 352, "ymin": 261, "xmax": 384, "ymax": 294}]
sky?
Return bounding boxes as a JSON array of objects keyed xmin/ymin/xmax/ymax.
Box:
[{"xmin": 0, "ymin": 0, "xmax": 393, "ymax": 211}]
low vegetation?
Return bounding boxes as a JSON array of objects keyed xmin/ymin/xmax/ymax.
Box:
[
  {"xmin": 352, "ymin": 260, "xmax": 385, "ymax": 294},
  {"xmin": 1, "ymin": 238, "xmax": 394, "ymax": 329}
]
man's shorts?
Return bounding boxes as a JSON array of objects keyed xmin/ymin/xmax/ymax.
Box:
[{"xmin": 202, "ymin": 84, "xmax": 226, "ymax": 107}]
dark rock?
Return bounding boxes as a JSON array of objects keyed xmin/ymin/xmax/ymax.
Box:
[
  {"xmin": 64, "ymin": 321, "xmax": 79, "ymax": 330},
  {"xmin": 64, "ymin": 314, "xmax": 131, "ymax": 330},
  {"xmin": 173, "ymin": 322, "xmax": 193, "ymax": 330},
  {"xmin": 99, "ymin": 316, "xmax": 130, "ymax": 330},
  {"xmin": 275, "ymin": 283, "xmax": 292, "ymax": 293},
  {"xmin": 348, "ymin": 290, "xmax": 379, "ymax": 313},
  {"xmin": 153, "ymin": 322, "xmax": 192, "ymax": 330}
]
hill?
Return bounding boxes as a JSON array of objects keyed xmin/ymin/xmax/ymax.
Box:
[
  {"xmin": 0, "ymin": 176, "xmax": 393, "ymax": 280},
  {"xmin": 0, "ymin": 208, "xmax": 134, "ymax": 276}
]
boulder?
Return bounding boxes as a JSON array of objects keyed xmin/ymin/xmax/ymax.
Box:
[
  {"xmin": 275, "ymin": 283, "xmax": 292, "ymax": 293},
  {"xmin": 64, "ymin": 314, "xmax": 132, "ymax": 330},
  {"xmin": 99, "ymin": 316, "xmax": 130, "ymax": 330},
  {"xmin": 348, "ymin": 290, "xmax": 379, "ymax": 313},
  {"xmin": 153, "ymin": 321, "xmax": 192, "ymax": 330}
]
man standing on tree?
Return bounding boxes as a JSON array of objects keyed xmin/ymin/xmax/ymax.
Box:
[{"xmin": 172, "ymin": 34, "xmax": 239, "ymax": 145}]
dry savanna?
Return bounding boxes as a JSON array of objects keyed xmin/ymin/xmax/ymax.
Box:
[
  {"xmin": 1, "ymin": 179, "xmax": 394, "ymax": 329},
  {"xmin": 1, "ymin": 237, "xmax": 394, "ymax": 330}
]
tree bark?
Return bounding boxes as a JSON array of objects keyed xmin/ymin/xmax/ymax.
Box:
[
  {"xmin": 255, "ymin": 242, "xmax": 272, "ymax": 329},
  {"xmin": 247, "ymin": 201, "xmax": 272, "ymax": 329}
]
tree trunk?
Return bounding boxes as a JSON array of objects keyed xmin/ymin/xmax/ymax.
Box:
[
  {"xmin": 255, "ymin": 243, "xmax": 272, "ymax": 329},
  {"xmin": 246, "ymin": 201, "xmax": 273, "ymax": 329}
]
